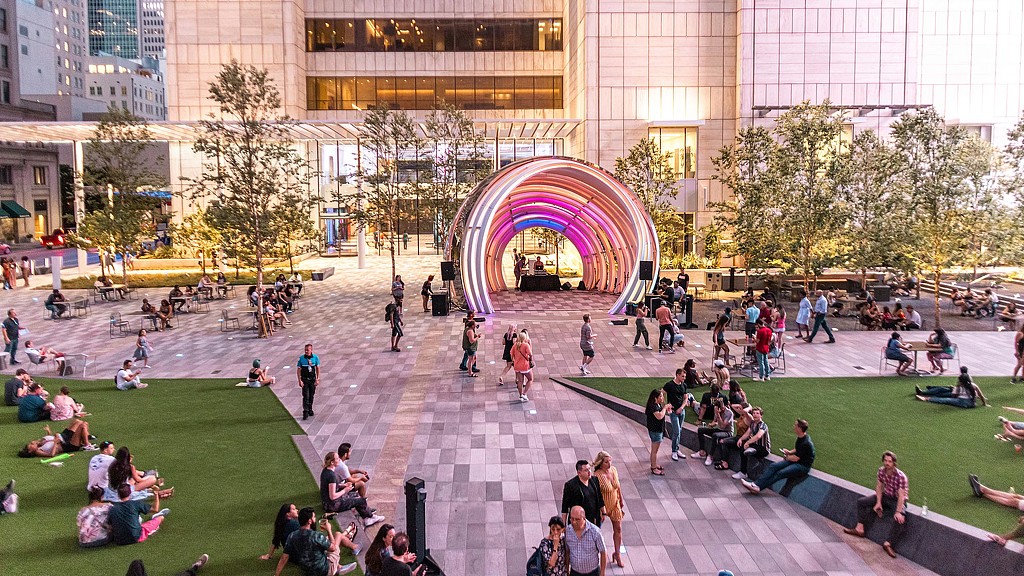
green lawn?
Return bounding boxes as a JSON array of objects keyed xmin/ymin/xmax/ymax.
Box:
[
  {"xmin": 0, "ymin": 378, "xmax": 360, "ymax": 576},
  {"xmin": 574, "ymin": 375, "xmax": 1021, "ymax": 535}
]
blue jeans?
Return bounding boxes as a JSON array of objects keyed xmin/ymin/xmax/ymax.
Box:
[
  {"xmin": 926, "ymin": 396, "xmax": 975, "ymax": 408},
  {"xmin": 807, "ymin": 314, "xmax": 834, "ymax": 342},
  {"xmin": 754, "ymin": 460, "xmax": 811, "ymax": 490},
  {"xmin": 756, "ymin": 351, "xmax": 770, "ymax": 379},
  {"xmin": 4, "ymin": 337, "xmax": 18, "ymax": 363},
  {"xmin": 668, "ymin": 411, "xmax": 685, "ymax": 452}
]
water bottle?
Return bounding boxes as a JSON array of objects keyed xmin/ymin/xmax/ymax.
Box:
[{"xmin": 921, "ymin": 496, "xmax": 928, "ymax": 516}]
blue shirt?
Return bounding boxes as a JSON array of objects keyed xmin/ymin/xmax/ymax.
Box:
[
  {"xmin": 814, "ymin": 295, "xmax": 829, "ymax": 315},
  {"xmin": 565, "ymin": 520, "xmax": 605, "ymax": 574},
  {"xmin": 297, "ymin": 354, "xmax": 320, "ymax": 383},
  {"xmin": 745, "ymin": 306, "xmax": 760, "ymax": 324}
]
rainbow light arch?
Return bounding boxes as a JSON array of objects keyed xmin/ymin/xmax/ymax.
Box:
[{"xmin": 446, "ymin": 156, "xmax": 660, "ymax": 315}]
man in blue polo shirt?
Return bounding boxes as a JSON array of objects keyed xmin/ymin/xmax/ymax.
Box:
[{"xmin": 296, "ymin": 344, "xmax": 320, "ymax": 421}]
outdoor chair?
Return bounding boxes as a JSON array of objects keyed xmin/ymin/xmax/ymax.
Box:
[
  {"xmin": 192, "ymin": 298, "xmax": 211, "ymax": 314},
  {"xmin": 72, "ymin": 299, "xmax": 90, "ymax": 318},
  {"xmin": 878, "ymin": 346, "xmax": 903, "ymax": 375},
  {"xmin": 220, "ymin": 309, "xmax": 240, "ymax": 332},
  {"xmin": 109, "ymin": 312, "xmax": 131, "ymax": 338},
  {"xmin": 768, "ymin": 342, "xmax": 786, "ymax": 374}
]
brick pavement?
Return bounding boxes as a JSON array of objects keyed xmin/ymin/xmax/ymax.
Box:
[{"xmin": 4, "ymin": 254, "xmax": 1007, "ymax": 574}]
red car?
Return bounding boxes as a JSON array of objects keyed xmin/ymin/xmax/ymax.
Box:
[{"xmin": 40, "ymin": 228, "xmax": 71, "ymax": 249}]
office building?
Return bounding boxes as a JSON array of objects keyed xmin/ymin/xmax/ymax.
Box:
[{"xmin": 88, "ymin": 0, "xmax": 138, "ymax": 58}]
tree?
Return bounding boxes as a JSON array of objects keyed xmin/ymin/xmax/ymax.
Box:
[
  {"xmin": 843, "ymin": 130, "xmax": 908, "ymax": 288},
  {"xmin": 890, "ymin": 108, "xmax": 973, "ymax": 329},
  {"xmin": 532, "ymin": 228, "xmax": 568, "ymax": 275},
  {"xmin": 171, "ymin": 208, "xmax": 222, "ymax": 274},
  {"xmin": 998, "ymin": 113, "xmax": 1024, "ymax": 266},
  {"xmin": 345, "ymin": 107, "xmax": 421, "ymax": 279},
  {"xmin": 421, "ymin": 104, "xmax": 491, "ymax": 252},
  {"xmin": 614, "ymin": 138, "xmax": 688, "ymax": 267},
  {"xmin": 771, "ymin": 101, "xmax": 851, "ymax": 288},
  {"xmin": 181, "ymin": 60, "xmax": 315, "ymax": 286},
  {"xmin": 58, "ymin": 164, "xmax": 76, "ymax": 228},
  {"xmin": 958, "ymin": 136, "xmax": 1002, "ymax": 277},
  {"xmin": 710, "ymin": 126, "xmax": 787, "ymax": 275},
  {"xmin": 78, "ymin": 105, "xmax": 167, "ymax": 283}
]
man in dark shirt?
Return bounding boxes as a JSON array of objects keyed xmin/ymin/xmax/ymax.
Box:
[
  {"xmin": 560, "ymin": 460, "xmax": 605, "ymax": 527},
  {"xmin": 2, "ymin": 308, "xmax": 21, "ymax": 365},
  {"xmin": 4, "ymin": 368, "xmax": 29, "ymax": 406},
  {"xmin": 380, "ymin": 532, "xmax": 424, "ymax": 576},
  {"xmin": 663, "ymin": 369, "xmax": 695, "ymax": 461},
  {"xmin": 274, "ymin": 507, "xmax": 356, "ymax": 576},
  {"xmin": 742, "ymin": 418, "xmax": 815, "ymax": 494},
  {"xmin": 109, "ymin": 483, "xmax": 168, "ymax": 545},
  {"xmin": 696, "ymin": 384, "xmax": 726, "ymax": 422}
]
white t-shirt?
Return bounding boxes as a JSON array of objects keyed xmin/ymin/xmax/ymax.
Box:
[
  {"xmin": 908, "ymin": 310, "xmax": 922, "ymax": 326},
  {"xmin": 115, "ymin": 369, "xmax": 136, "ymax": 390},
  {"xmin": 88, "ymin": 454, "xmax": 116, "ymax": 489},
  {"xmin": 335, "ymin": 460, "xmax": 351, "ymax": 481}
]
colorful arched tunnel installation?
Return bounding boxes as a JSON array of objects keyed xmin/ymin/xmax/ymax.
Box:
[{"xmin": 447, "ymin": 157, "xmax": 659, "ymax": 315}]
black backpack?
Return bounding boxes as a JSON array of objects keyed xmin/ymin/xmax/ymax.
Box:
[{"xmin": 385, "ymin": 303, "xmax": 394, "ymax": 323}]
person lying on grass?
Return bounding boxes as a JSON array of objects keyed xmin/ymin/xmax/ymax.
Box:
[
  {"xmin": 914, "ymin": 366, "xmax": 988, "ymax": 408},
  {"xmin": 968, "ymin": 474, "xmax": 1024, "ymax": 515},
  {"xmin": 18, "ymin": 419, "xmax": 96, "ymax": 457},
  {"xmin": 996, "ymin": 407, "xmax": 1024, "ymax": 441}
]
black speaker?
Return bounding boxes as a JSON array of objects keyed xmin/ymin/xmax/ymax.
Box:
[
  {"xmin": 639, "ymin": 260, "xmax": 654, "ymax": 281},
  {"xmin": 431, "ymin": 293, "xmax": 449, "ymax": 316},
  {"xmin": 440, "ymin": 261, "xmax": 456, "ymax": 281},
  {"xmin": 405, "ymin": 477, "xmax": 445, "ymax": 575}
]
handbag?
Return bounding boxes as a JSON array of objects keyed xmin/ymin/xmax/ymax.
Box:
[
  {"xmin": 526, "ymin": 546, "xmax": 544, "ymax": 576},
  {"xmin": 662, "ymin": 415, "xmax": 673, "ymax": 438}
]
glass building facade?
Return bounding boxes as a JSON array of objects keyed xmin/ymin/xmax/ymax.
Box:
[
  {"xmin": 305, "ymin": 18, "xmax": 562, "ymax": 52},
  {"xmin": 88, "ymin": 0, "xmax": 139, "ymax": 58},
  {"xmin": 307, "ymin": 75, "xmax": 563, "ymax": 111}
]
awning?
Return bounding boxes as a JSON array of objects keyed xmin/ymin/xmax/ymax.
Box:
[{"xmin": 0, "ymin": 200, "xmax": 31, "ymax": 218}]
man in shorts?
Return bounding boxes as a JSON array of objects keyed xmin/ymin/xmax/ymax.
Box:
[{"xmin": 579, "ymin": 314, "xmax": 596, "ymax": 375}]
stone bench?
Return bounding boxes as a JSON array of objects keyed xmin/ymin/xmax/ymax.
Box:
[{"xmin": 310, "ymin": 267, "xmax": 334, "ymax": 281}]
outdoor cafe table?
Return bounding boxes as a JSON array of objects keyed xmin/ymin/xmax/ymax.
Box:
[
  {"xmin": 727, "ymin": 338, "xmax": 757, "ymax": 377},
  {"xmin": 836, "ymin": 297, "xmax": 867, "ymax": 316},
  {"xmin": 70, "ymin": 297, "xmax": 90, "ymax": 318},
  {"xmin": 902, "ymin": 341, "xmax": 943, "ymax": 376}
]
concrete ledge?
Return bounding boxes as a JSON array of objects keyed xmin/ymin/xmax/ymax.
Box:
[{"xmin": 552, "ymin": 377, "xmax": 1024, "ymax": 576}]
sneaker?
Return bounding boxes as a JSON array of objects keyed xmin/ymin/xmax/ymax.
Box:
[
  {"xmin": 583, "ymin": 368, "xmax": 591, "ymax": 375},
  {"xmin": 363, "ymin": 514, "xmax": 385, "ymax": 527},
  {"xmin": 152, "ymin": 508, "xmax": 170, "ymax": 519},
  {"xmin": 190, "ymin": 554, "xmax": 209, "ymax": 571},
  {"xmin": 999, "ymin": 416, "xmax": 1009, "ymax": 424},
  {"xmin": 741, "ymin": 480, "xmax": 760, "ymax": 494},
  {"xmin": 705, "ymin": 456, "xmax": 713, "ymax": 466},
  {"xmin": 731, "ymin": 471, "xmax": 745, "ymax": 480},
  {"xmin": 352, "ymin": 544, "xmax": 362, "ymax": 556},
  {"xmin": 580, "ymin": 366, "xmax": 587, "ymax": 375},
  {"xmin": 671, "ymin": 452, "xmax": 679, "ymax": 461},
  {"xmin": 632, "ymin": 344, "xmax": 638, "ymax": 348},
  {"xmin": 522, "ymin": 394, "xmax": 529, "ymax": 402},
  {"xmin": 646, "ymin": 346, "xmax": 652, "ymax": 350},
  {"xmin": 688, "ymin": 451, "xmax": 702, "ymax": 459},
  {"xmin": 82, "ymin": 444, "xmax": 99, "ymax": 451},
  {"xmin": 752, "ymin": 377, "xmax": 762, "ymax": 382},
  {"xmin": 765, "ymin": 376, "xmax": 771, "ymax": 382},
  {"xmin": 336, "ymin": 562, "xmax": 358, "ymax": 575},
  {"xmin": 144, "ymin": 365, "xmax": 152, "ymax": 369}
]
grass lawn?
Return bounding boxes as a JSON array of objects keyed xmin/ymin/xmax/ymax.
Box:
[
  {"xmin": 0, "ymin": 377, "xmax": 360, "ymax": 576},
  {"xmin": 574, "ymin": 375, "xmax": 1022, "ymax": 535}
]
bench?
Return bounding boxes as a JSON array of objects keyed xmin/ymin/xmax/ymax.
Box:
[{"xmin": 311, "ymin": 267, "xmax": 334, "ymax": 281}]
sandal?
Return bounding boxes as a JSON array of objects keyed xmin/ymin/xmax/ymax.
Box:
[
  {"xmin": 714, "ymin": 462, "xmax": 728, "ymax": 470},
  {"xmin": 650, "ymin": 468, "xmax": 665, "ymax": 476}
]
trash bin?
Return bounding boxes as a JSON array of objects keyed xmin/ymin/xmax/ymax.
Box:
[{"xmin": 869, "ymin": 285, "xmax": 891, "ymax": 302}]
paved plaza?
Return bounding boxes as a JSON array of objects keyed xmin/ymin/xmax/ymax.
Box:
[{"xmin": 5, "ymin": 254, "xmax": 1017, "ymax": 575}]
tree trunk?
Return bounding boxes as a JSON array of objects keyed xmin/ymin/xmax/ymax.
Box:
[
  {"xmin": 120, "ymin": 255, "xmax": 128, "ymax": 286},
  {"xmin": 199, "ymin": 250, "xmax": 206, "ymax": 275},
  {"xmin": 933, "ymin": 269, "xmax": 942, "ymax": 330},
  {"xmin": 861, "ymin": 269, "xmax": 867, "ymax": 290},
  {"xmin": 288, "ymin": 251, "xmax": 295, "ymax": 276}
]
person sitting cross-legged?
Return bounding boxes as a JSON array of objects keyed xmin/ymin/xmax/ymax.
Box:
[
  {"xmin": 742, "ymin": 419, "xmax": 815, "ymax": 494},
  {"xmin": 246, "ymin": 359, "xmax": 276, "ymax": 388}
]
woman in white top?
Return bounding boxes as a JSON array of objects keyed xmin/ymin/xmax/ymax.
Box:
[{"xmin": 50, "ymin": 386, "xmax": 84, "ymax": 421}]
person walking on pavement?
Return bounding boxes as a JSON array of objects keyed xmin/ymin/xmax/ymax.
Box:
[
  {"xmin": 3, "ymin": 309, "xmax": 22, "ymax": 365},
  {"xmin": 296, "ymin": 344, "xmax": 321, "ymax": 420},
  {"xmin": 579, "ymin": 314, "xmax": 596, "ymax": 375},
  {"xmin": 804, "ymin": 290, "xmax": 836, "ymax": 344}
]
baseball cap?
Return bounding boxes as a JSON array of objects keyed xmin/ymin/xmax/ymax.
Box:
[{"xmin": 99, "ymin": 441, "xmax": 114, "ymax": 450}]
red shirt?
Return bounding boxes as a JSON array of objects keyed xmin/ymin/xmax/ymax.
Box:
[
  {"xmin": 655, "ymin": 306, "xmax": 672, "ymax": 326},
  {"xmin": 755, "ymin": 325, "xmax": 773, "ymax": 354}
]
